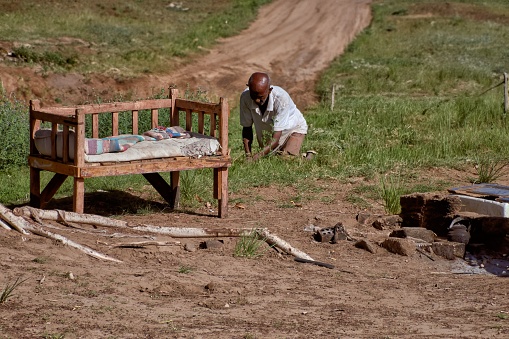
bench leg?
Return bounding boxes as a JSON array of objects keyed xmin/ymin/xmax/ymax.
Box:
[
  {"xmin": 31, "ymin": 169, "xmax": 69, "ymax": 209},
  {"xmin": 170, "ymin": 171, "xmax": 180, "ymax": 209},
  {"xmin": 73, "ymin": 177, "xmax": 85, "ymax": 214},
  {"xmin": 143, "ymin": 172, "xmax": 180, "ymax": 209},
  {"xmin": 214, "ymin": 167, "xmax": 228, "ymax": 218},
  {"xmin": 30, "ymin": 167, "xmax": 41, "ymax": 208}
]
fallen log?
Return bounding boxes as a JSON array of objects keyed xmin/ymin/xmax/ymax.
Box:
[
  {"xmin": 111, "ymin": 241, "xmax": 181, "ymax": 248},
  {"xmin": 0, "ymin": 218, "xmax": 12, "ymax": 231},
  {"xmin": 257, "ymin": 228, "xmax": 314, "ymax": 261},
  {"xmin": 2, "ymin": 204, "xmax": 121, "ymax": 262},
  {"xmin": 26, "ymin": 224, "xmax": 122, "ymax": 263},
  {"xmin": 132, "ymin": 224, "xmax": 254, "ymax": 237},
  {"xmin": 0, "ymin": 203, "xmax": 31, "ymax": 235},
  {"xmin": 13, "ymin": 207, "xmax": 128, "ymax": 228}
]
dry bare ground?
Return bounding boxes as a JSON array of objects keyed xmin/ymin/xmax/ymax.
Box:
[{"xmin": 2, "ymin": 1, "xmax": 509, "ymax": 338}]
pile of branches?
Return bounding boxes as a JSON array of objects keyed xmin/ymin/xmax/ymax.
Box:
[{"xmin": 0, "ymin": 203, "xmax": 314, "ymax": 263}]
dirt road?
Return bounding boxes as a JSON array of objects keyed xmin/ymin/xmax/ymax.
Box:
[{"xmin": 1, "ymin": 0, "xmax": 372, "ymax": 109}]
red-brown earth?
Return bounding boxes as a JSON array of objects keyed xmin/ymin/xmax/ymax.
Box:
[{"xmin": 2, "ymin": 1, "xmax": 509, "ymax": 338}]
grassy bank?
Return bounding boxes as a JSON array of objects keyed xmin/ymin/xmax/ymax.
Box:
[
  {"xmin": 0, "ymin": 0, "xmax": 270, "ymax": 76},
  {"xmin": 228, "ymin": 0, "xmax": 509, "ymax": 209},
  {"xmin": 2, "ymin": 0, "xmax": 509, "ymax": 213}
]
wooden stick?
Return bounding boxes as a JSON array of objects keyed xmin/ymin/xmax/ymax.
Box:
[
  {"xmin": 0, "ymin": 203, "xmax": 31, "ymax": 234},
  {"xmin": 131, "ymin": 224, "xmax": 254, "ymax": 238},
  {"xmin": 111, "ymin": 241, "xmax": 181, "ymax": 248},
  {"xmin": 2, "ymin": 204, "xmax": 121, "ymax": 262},
  {"xmin": 0, "ymin": 218, "xmax": 12, "ymax": 231},
  {"xmin": 26, "ymin": 223, "xmax": 122, "ymax": 263},
  {"xmin": 13, "ymin": 207, "xmax": 128, "ymax": 228},
  {"xmin": 256, "ymin": 228, "xmax": 314, "ymax": 261}
]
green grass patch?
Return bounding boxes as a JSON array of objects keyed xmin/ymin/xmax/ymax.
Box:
[
  {"xmin": 234, "ymin": 230, "xmax": 266, "ymax": 258},
  {"xmin": 0, "ymin": 0, "xmax": 271, "ymax": 76}
]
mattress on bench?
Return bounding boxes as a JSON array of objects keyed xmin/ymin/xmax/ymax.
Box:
[{"xmin": 34, "ymin": 129, "xmax": 221, "ymax": 163}]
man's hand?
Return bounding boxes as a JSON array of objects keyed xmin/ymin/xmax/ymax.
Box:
[{"xmin": 245, "ymin": 152, "xmax": 262, "ymax": 163}]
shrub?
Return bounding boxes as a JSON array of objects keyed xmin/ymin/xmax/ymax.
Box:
[{"xmin": 0, "ymin": 92, "xmax": 29, "ymax": 169}]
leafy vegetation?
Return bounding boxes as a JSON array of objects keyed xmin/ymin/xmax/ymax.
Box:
[{"xmin": 0, "ymin": 91, "xmax": 30, "ymax": 169}]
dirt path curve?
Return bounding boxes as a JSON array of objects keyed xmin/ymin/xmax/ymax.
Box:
[
  {"xmin": 1, "ymin": 0, "xmax": 372, "ymax": 109},
  {"xmin": 145, "ymin": 0, "xmax": 373, "ymax": 108}
]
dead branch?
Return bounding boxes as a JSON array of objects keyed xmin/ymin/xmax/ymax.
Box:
[
  {"xmin": 0, "ymin": 203, "xmax": 31, "ymax": 235},
  {"xmin": 256, "ymin": 229, "xmax": 314, "ymax": 261},
  {"xmin": 111, "ymin": 241, "xmax": 181, "ymax": 248},
  {"xmin": 13, "ymin": 207, "xmax": 128, "ymax": 228},
  {"xmin": 2, "ymin": 204, "xmax": 121, "ymax": 262},
  {"xmin": 24, "ymin": 223, "xmax": 122, "ymax": 263},
  {"xmin": 0, "ymin": 218, "xmax": 12, "ymax": 231},
  {"xmin": 131, "ymin": 224, "xmax": 254, "ymax": 237}
]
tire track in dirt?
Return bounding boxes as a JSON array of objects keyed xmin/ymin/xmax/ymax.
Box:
[{"xmin": 145, "ymin": 0, "xmax": 373, "ymax": 108}]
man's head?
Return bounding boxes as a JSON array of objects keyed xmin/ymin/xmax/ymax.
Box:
[{"xmin": 247, "ymin": 72, "xmax": 272, "ymax": 106}]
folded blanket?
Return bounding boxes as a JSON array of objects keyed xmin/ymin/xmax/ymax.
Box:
[
  {"xmin": 143, "ymin": 126, "xmax": 190, "ymax": 140},
  {"xmin": 85, "ymin": 135, "xmax": 146, "ymax": 155}
]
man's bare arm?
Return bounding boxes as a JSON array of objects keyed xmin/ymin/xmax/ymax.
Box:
[
  {"xmin": 251, "ymin": 131, "xmax": 282, "ymax": 161},
  {"xmin": 242, "ymin": 127, "xmax": 253, "ymax": 156}
]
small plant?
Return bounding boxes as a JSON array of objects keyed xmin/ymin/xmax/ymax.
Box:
[
  {"xmin": 43, "ymin": 333, "xmax": 65, "ymax": 339},
  {"xmin": 0, "ymin": 276, "xmax": 28, "ymax": 304},
  {"xmin": 496, "ymin": 312, "xmax": 508, "ymax": 320},
  {"xmin": 178, "ymin": 265, "xmax": 194, "ymax": 274},
  {"xmin": 379, "ymin": 175, "xmax": 403, "ymax": 215},
  {"xmin": 234, "ymin": 230, "xmax": 265, "ymax": 258},
  {"xmin": 473, "ymin": 154, "xmax": 508, "ymax": 184}
]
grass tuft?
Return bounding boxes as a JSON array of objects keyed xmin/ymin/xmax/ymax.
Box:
[
  {"xmin": 177, "ymin": 265, "xmax": 194, "ymax": 274},
  {"xmin": 379, "ymin": 175, "xmax": 403, "ymax": 215},
  {"xmin": 0, "ymin": 276, "xmax": 28, "ymax": 304},
  {"xmin": 473, "ymin": 154, "xmax": 508, "ymax": 183},
  {"xmin": 234, "ymin": 230, "xmax": 265, "ymax": 258}
]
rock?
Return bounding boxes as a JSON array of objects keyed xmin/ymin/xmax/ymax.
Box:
[
  {"xmin": 447, "ymin": 224, "xmax": 470, "ymax": 245},
  {"xmin": 372, "ymin": 215, "xmax": 402, "ymax": 230},
  {"xmin": 381, "ymin": 237, "xmax": 415, "ymax": 256},
  {"xmin": 184, "ymin": 242, "xmax": 197, "ymax": 252},
  {"xmin": 331, "ymin": 222, "xmax": 351, "ymax": 243},
  {"xmin": 199, "ymin": 240, "xmax": 224, "ymax": 249},
  {"xmin": 354, "ymin": 239, "xmax": 377, "ymax": 254},
  {"xmin": 356, "ymin": 211, "xmax": 381, "ymax": 225},
  {"xmin": 389, "ymin": 227, "xmax": 437, "ymax": 243},
  {"xmin": 431, "ymin": 241, "xmax": 466, "ymax": 260},
  {"xmin": 204, "ymin": 282, "xmax": 216, "ymax": 292}
]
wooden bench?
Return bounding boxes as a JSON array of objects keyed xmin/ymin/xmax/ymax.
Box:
[{"xmin": 28, "ymin": 88, "xmax": 231, "ymax": 217}]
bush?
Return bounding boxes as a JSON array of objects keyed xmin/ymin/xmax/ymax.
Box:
[{"xmin": 0, "ymin": 93, "xmax": 29, "ymax": 169}]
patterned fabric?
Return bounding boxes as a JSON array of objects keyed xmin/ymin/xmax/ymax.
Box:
[
  {"xmin": 85, "ymin": 135, "xmax": 146, "ymax": 155},
  {"xmin": 143, "ymin": 126, "xmax": 189, "ymax": 140}
]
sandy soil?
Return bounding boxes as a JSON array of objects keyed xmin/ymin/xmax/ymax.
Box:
[{"xmin": 2, "ymin": 1, "xmax": 509, "ymax": 338}]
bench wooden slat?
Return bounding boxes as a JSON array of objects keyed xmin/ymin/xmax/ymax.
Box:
[
  {"xmin": 92, "ymin": 114, "xmax": 99, "ymax": 138},
  {"xmin": 112, "ymin": 112, "xmax": 119, "ymax": 136},
  {"xmin": 132, "ymin": 110, "xmax": 139, "ymax": 135}
]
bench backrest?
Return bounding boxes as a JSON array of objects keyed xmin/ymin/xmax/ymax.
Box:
[{"xmin": 29, "ymin": 88, "xmax": 229, "ymax": 165}]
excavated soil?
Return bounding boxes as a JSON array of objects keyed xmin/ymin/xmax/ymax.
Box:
[{"xmin": 2, "ymin": 1, "xmax": 509, "ymax": 338}]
